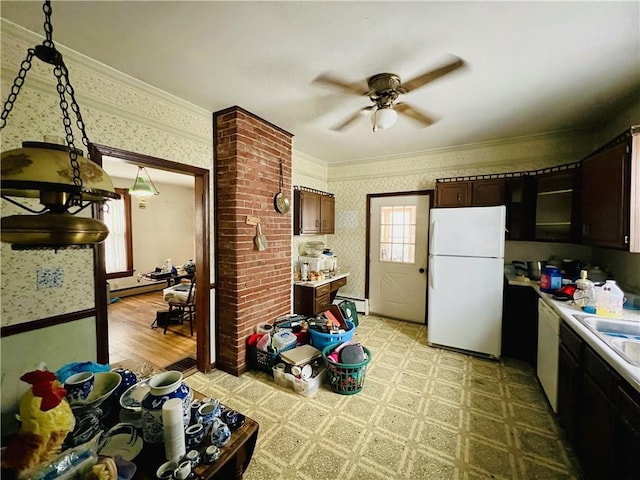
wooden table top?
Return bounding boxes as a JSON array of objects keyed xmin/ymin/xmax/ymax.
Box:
[{"xmin": 110, "ymin": 362, "xmax": 259, "ymax": 480}]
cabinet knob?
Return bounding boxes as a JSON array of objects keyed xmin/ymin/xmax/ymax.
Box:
[{"xmin": 457, "ymin": 192, "xmax": 462, "ymax": 203}]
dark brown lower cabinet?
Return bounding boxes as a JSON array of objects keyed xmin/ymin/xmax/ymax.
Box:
[
  {"xmin": 615, "ymin": 385, "xmax": 640, "ymax": 480},
  {"xmin": 580, "ymin": 371, "xmax": 616, "ymax": 479},
  {"xmin": 557, "ymin": 342, "xmax": 582, "ymax": 448},
  {"xmin": 557, "ymin": 321, "xmax": 640, "ymax": 480},
  {"xmin": 501, "ymin": 285, "xmax": 538, "ymax": 366}
]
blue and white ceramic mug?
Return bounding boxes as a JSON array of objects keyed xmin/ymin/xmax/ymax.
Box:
[
  {"xmin": 64, "ymin": 371, "xmax": 94, "ymax": 403},
  {"xmin": 184, "ymin": 422, "xmax": 205, "ymax": 450}
]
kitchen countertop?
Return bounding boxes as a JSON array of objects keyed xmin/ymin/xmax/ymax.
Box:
[
  {"xmin": 293, "ymin": 272, "xmax": 350, "ymax": 287},
  {"xmin": 507, "ymin": 275, "xmax": 640, "ymax": 392}
]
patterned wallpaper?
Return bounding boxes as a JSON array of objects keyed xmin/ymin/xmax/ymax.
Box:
[
  {"xmin": 1, "ymin": 21, "xmax": 213, "ymax": 326},
  {"xmin": 323, "ymin": 131, "xmax": 596, "ymax": 300}
]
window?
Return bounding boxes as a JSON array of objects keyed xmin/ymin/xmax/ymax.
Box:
[
  {"xmin": 103, "ymin": 188, "xmax": 134, "ymax": 278},
  {"xmin": 379, "ymin": 205, "xmax": 416, "ymax": 263}
]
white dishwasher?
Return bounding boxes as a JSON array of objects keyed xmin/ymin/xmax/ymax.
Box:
[{"xmin": 537, "ymin": 298, "xmax": 561, "ymax": 412}]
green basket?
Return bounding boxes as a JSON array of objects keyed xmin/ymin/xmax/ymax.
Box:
[{"xmin": 322, "ymin": 343, "xmax": 371, "ymax": 395}]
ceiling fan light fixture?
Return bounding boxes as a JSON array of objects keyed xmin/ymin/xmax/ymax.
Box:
[
  {"xmin": 371, "ymin": 107, "xmax": 398, "ymax": 132},
  {"xmin": 129, "ymin": 167, "xmax": 159, "ymax": 198}
]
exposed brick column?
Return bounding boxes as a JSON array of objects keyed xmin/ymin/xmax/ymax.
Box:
[{"xmin": 213, "ymin": 106, "xmax": 293, "ymax": 376}]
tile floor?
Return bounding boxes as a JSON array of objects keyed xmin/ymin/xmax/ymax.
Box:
[{"xmin": 185, "ymin": 315, "xmax": 582, "ymax": 479}]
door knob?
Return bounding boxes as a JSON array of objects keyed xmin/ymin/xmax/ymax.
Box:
[{"xmin": 419, "ymin": 268, "xmax": 425, "ymax": 274}]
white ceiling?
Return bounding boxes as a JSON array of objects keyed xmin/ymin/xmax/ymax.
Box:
[{"xmin": 2, "ymin": 1, "xmax": 639, "ymax": 165}]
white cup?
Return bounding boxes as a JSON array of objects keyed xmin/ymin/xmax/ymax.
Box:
[{"xmin": 156, "ymin": 460, "xmax": 178, "ymax": 480}]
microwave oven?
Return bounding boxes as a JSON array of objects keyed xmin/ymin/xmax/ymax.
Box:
[{"xmin": 298, "ymin": 255, "xmax": 329, "ymax": 272}]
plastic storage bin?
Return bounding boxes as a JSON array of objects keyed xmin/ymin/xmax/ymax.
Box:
[
  {"xmin": 309, "ymin": 320, "xmax": 355, "ymax": 350},
  {"xmin": 322, "ymin": 343, "xmax": 371, "ymax": 395},
  {"xmin": 250, "ymin": 342, "xmax": 296, "ymax": 374},
  {"xmin": 272, "ymin": 363, "xmax": 326, "ymax": 397}
]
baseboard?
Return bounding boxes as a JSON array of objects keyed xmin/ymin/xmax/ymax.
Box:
[
  {"xmin": 334, "ymin": 295, "xmax": 370, "ymax": 315},
  {"xmin": 110, "ymin": 283, "xmax": 165, "ymax": 299}
]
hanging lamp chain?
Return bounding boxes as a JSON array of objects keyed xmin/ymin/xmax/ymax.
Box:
[{"xmin": 0, "ymin": 0, "xmax": 89, "ymax": 207}]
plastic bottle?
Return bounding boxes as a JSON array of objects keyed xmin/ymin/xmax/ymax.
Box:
[
  {"xmin": 596, "ymin": 280, "xmax": 624, "ymax": 318},
  {"xmin": 301, "ymin": 261, "xmax": 309, "ymax": 281},
  {"xmin": 575, "ymin": 270, "xmax": 597, "ymax": 313}
]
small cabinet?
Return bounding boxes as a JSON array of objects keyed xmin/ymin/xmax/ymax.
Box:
[
  {"xmin": 435, "ymin": 178, "xmax": 504, "ymax": 207},
  {"xmin": 534, "ymin": 168, "xmax": 580, "ymax": 242},
  {"xmin": 472, "ymin": 179, "xmax": 506, "ymax": 206},
  {"xmin": 294, "ymin": 187, "xmax": 335, "ymax": 235},
  {"xmin": 294, "ymin": 275, "xmax": 347, "ymax": 316},
  {"xmin": 581, "ymin": 140, "xmax": 631, "ymax": 249},
  {"xmin": 435, "ymin": 181, "xmax": 471, "ymax": 207}
]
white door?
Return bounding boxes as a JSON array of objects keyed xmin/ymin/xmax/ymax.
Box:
[
  {"xmin": 429, "ymin": 206, "xmax": 506, "ymax": 258},
  {"xmin": 369, "ymin": 195, "xmax": 429, "ymax": 323},
  {"xmin": 427, "ymin": 255, "xmax": 504, "ymax": 357}
]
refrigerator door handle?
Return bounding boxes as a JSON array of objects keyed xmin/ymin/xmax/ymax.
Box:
[
  {"xmin": 429, "ymin": 220, "xmax": 437, "ymax": 254},
  {"xmin": 429, "ymin": 256, "xmax": 435, "ymax": 290}
]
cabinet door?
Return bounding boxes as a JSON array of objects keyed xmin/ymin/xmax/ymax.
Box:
[
  {"xmin": 294, "ymin": 190, "xmax": 321, "ymax": 235},
  {"xmin": 557, "ymin": 343, "xmax": 582, "ymax": 450},
  {"xmin": 435, "ymin": 182, "xmax": 471, "ymax": 207},
  {"xmin": 580, "ymin": 373, "xmax": 616, "ymax": 480},
  {"xmin": 505, "ymin": 176, "xmax": 535, "ymax": 240},
  {"xmin": 472, "ymin": 179, "xmax": 505, "ymax": 206},
  {"xmin": 581, "ymin": 142, "xmax": 630, "ymax": 249},
  {"xmin": 535, "ymin": 170, "xmax": 579, "ymax": 242},
  {"xmin": 320, "ymin": 195, "xmax": 335, "ymax": 234},
  {"xmin": 614, "ymin": 385, "xmax": 640, "ymax": 480}
]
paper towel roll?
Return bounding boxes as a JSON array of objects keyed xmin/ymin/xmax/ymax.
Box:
[
  {"xmin": 163, "ymin": 398, "xmax": 186, "ymax": 462},
  {"xmin": 256, "ymin": 322, "xmax": 273, "ymax": 334}
]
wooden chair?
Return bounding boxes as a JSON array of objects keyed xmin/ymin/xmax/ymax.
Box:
[{"xmin": 165, "ymin": 280, "xmax": 196, "ymax": 336}]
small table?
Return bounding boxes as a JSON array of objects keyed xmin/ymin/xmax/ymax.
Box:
[
  {"xmin": 130, "ymin": 415, "xmax": 259, "ymax": 480},
  {"xmin": 110, "ymin": 361, "xmax": 259, "ymax": 480}
]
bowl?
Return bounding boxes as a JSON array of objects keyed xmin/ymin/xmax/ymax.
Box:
[{"xmin": 70, "ymin": 372, "xmax": 121, "ymax": 408}]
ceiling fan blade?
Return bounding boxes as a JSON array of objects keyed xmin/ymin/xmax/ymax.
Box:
[
  {"xmin": 395, "ymin": 103, "xmax": 437, "ymax": 127},
  {"xmin": 333, "ymin": 106, "xmax": 373, "ymax": 131},
  {"xmin": 313, "ymin": 73, "xmax": 368, "ymax": 96},
  {"xmin": 401, "ymin": 57, "xmax": 466, "ymax": 93}
]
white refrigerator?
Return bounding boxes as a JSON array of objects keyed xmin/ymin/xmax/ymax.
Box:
[{"xmin": 427, "ymin": 205, "xmax": 506, "ymax": 358}]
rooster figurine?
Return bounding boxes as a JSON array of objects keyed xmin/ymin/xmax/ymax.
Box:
[{"xmin": 1, "ymin": 369, "xmax": 75, "ymax": 476}]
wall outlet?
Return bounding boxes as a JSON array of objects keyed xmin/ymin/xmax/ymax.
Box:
[{"xmin": 36, "ymin": 267, "xmax": 64, "ymax": 289}]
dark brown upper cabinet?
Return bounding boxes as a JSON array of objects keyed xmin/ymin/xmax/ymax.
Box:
[
  {"xmin": 534, "ymin": 168, "xmax": 580, "ymax": 243},
  {"xmin": 435, "ymin": 178, "xmax": 504, "ymax": 208},
  {"xmin": 294, "ymin": 187, "xmax": 335, "ymax": 235},
  {"xmin": 581, "ymin": 139, "xmax": 631, "ymax": 249}
]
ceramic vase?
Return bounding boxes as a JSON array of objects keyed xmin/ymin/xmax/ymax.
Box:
[{"xmin": 141, "ymin": 371, "xmax": 192, "ymax": 443}]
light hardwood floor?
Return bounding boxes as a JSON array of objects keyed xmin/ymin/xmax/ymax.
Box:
[{"xmin": 107, "ymin": 290, "xmax": 196, "ymax": 368}]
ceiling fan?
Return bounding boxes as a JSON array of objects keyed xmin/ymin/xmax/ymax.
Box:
[{"xmin": 313, "ymin": 56, "xmax": 466, "ymax": 132}]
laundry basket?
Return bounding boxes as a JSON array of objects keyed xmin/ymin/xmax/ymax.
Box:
[
  {"xmin": 322, "ymin": 343, "xmax": 371, "ymax": 395},
  {"xmin": 309, "ymin": 321, "xmax": 355, "ymax": 351}
]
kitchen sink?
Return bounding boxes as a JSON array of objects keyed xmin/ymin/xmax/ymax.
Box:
[
  {"xmin": 573, "ymin": 315, "xmax": 640, "ymax": 366},
  {"xmin": 610, "ymin": 339, "xmax": 640, "ymax": 365}
]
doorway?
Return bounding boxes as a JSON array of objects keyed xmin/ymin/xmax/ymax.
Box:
[
  {"xmin": 91, "ymin": 144, "xmax": 211, "ymax": 372},
  {"xmin": 366, "ymin": 191, "xmax": 432, "ymax": 323}
]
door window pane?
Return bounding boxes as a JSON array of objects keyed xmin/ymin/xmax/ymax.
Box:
[{"xmin": 379, "ymin": 205, "xmax": 417, "ymax": 263}]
